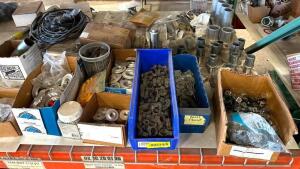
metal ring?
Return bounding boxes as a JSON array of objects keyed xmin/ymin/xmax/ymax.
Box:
[
  {"xmin": 105, "ymin": 109, "xmax": 119, "ymax": 122},
  {"xmin": 93, "ymin": 108, "xmax": 106, "ymax": 121},
  {"xmin": 112, "ymin": 65, "xmax": 126, "ymax": 74},
  {"xmin": 110, "ymin": 74, "xmax": 122, "ymax": 83},
  {"xmin": 120, "ymin": 80, "xmax": 132, "ymax": 89},
  {"xmin": 120, "ymin": 110, "xmax": 129, "ymax": 121},
  {"xmin": 122, "ymin": 68, "xmax": 135, "ymax": 80}
]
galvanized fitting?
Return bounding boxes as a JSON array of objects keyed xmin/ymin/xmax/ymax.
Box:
[
  {"xmin": 150, "ymin": 29, "xmax": 159, "ymax": 48},
  {"xmin": 105, "ymin": 108, "xmax": 119, "ymax": 122},
  {"xmin": 221, "ymin": 7, "xmax": 233, "ymax": 27},
  {"xmin": 122, "ymin": 68, "xmax": 135, "ymax": 80},
  {"xmin": 228, "ymin": 52, "xmax": 239, "ymax": 69},
  {"xmin": 219, "ymin": 27, "xmax": 235, "ymax": 44},
  {"xmin": 112, "ymin": 65, "xmax": 126, "ymax": 74},
  {"xmin": 206, "ymin": 54, "xmax": 218, "ymax": 73},
  {"xmin": 196, "ymin": 37, "xmax": 205, "ymax": 47},
  {"xmin": 237, "ymin": 38, "xmax": 246, "ymax": 50},
  {"xmin": 211, "ymin": 41, "xmax": 222, "ymax": 55},
  {"xmin": 196, "ymin": 45, "xmax": 205, "ymax": 59},
  {"xmin": 243, "ymin": 54, "xmax": 255, "ymax": 74},
  {"xmin": 110, "ymin": 74, "xmax": 122, "ymax": 84},
  {"xmin": 207, "ymin": 25, "xmax": 220, "ymax": 42},
  {"xmin": 120, "ymin": 79, "xmax": 132, "ymax": 89}
]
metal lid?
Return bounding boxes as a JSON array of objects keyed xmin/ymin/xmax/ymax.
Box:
[{"xmin": 58, "ymin": 101, "xmax": 83, "ymax": 123}]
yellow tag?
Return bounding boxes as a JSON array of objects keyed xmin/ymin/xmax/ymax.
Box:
[
  {"xmin": 184, "ymin": 115, "xmax": 206, "ymax": 125},
  {"xmin": 138, "ymin": 142, "xmax": 170, "ymax": 148}
]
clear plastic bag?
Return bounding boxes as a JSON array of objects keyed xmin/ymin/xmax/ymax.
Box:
[
  {"xmin": 227, "ymin": 112, "xmax": 287, "ymax": 153},
  {"xmin": 32, "ymin": 51, "xmax": 71, "ymax": 89}
]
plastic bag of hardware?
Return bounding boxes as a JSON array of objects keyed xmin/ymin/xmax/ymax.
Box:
[
  {"xmin": 32, "ymin": 51, "xmax": 71, "ymax": 89},
  {"xmin": 227, "ymin": 112, "xmax": 288, "ymax": 153},
  {"xmin": 0, "ymin": 104, "xmax": 13, "ymax": 122}
]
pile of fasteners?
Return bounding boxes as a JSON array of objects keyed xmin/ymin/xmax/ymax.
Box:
[
  {"xmin": 109, "ymin": 57, "xmax": 135, "ymax": 89},
  {"xmin": 174, "ymin": 70, "xmax": 197, "ymax": 107},
  {"xmin": 137, "ymin": 65, "xmax": 173, "ymax": 138},
  {"xmin": 93, "ymin": 108, "xmax": 129, "ymax": 124},
  {"xmin": 223, "ymin": 89, "xmax": 276, "ymax": 131}
]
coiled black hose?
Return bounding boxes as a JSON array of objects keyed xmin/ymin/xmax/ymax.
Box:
[{"xmin": 30, "ymin": 8, "xmax": 89, "ymax": 47}]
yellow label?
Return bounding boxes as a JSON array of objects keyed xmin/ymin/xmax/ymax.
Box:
[
  {"xmin": 184, "ymin": 115, "xmax": 206, "ymax": 125},
  {"xmin": 138, "ymin": 142, "xmax": 171, "ymax": 148}
]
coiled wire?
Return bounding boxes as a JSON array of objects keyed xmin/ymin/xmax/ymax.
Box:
[{"xmin": 30, "ymin": 8, "xmax": 89, "ymax": 47}]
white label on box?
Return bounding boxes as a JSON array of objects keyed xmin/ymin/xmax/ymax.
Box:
[
  {"xmin": 78, "ymin": 124, "xmax": 123, "ymax": 145},
  {"xmin": 3, "ymin": 160, "xmax": 45, "ymax": 169},
  {"xmin": 80, "ymin": 32, "xmax": 89, "ymax": 38},
  {"xmin": 230, "ymin": 146, "xmax": 273, "ymax": 160},
  {"xmin": 84, "ymin": 162, "xmax": 125, "ymax": 169},
  {"xmin": 58, "ymin": 122, "xmax": 81, "ymax": 139},
  {"xmin": 82, "ymin": 156, "xmax": 124, "ymax": 169},
  {"xmin": 12, "ymin": 108, "xmax": 47, "ymax": 135},
  {"xmin": 81, "ymin": 156, "xmax": 123, "ymax": 162},
  {"xmin": 0, "ymin": 58, "xmax": 26, "ymax": 80}
]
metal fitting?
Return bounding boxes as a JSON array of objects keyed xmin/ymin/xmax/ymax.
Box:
[
  {"xmin": 237, "ymin": 38, "xmax": 246, "ymax": 50},
  {"xmin": 261, "ymin": 16, "xmax": 275, "ymax": 28},
  {"xmin": 110, "ymin": 82, "xmax": 121, "ymax": 88},
  {"xmin": 122, "ymin": 68, "xmax": 135, "ymax": 80},
  {"xmin": 228, "ymin": 52, "xmax": 239, "ymax": 69},
  {"xmin": 127, "ymin": 62, "xmax": 135, "ymax": 68},
  {"xmin": 93, "ymin": 108, "xmax": 107, "ymax": 121},
  {"xmin": 207, "ymin": 25, "xmax": 220, "ymax": 42},
  {"xmin": 206, "ymin": 54, "xmax": 218, "ymax": 73},
  {"xmin": 243, "ymin": 54, "xmax": 255, "ymax": 74},
  {"xmin": 110, "ymin": 74, "xmax": 122, "ymax": 84},
  {"xmin": 196, "ymin": 37, "xmax": 205, "ymax": 47},
  {"xmin": 211, "ymin": 42, "xmax": 222, "ymax": 55},
  {"xmin": 119, "ymin": 110, "xmax": 129, "ymax": 121},
  {"xmin": 221, "ymin": 7, "xmax": 233, "ymax": 27},
  {"xmin": 196, "ymin": 45, "xmax": 205, "ymax": 60},
  {"xmin": 219, "ymin": 27, "xmax": 235, "ymax": 44},
  {"xmin": 105, "ymin": 109, "xmax": 119, "ymax": 122},
  {"xmin": 120, "ymin": 79, "xmax": 132, "ymax": 89},
  {"xmin": 229, "ymin": 42, "xmax": 241, "ymax": 56},
  {"xmin": 112, "ymin": 65, "xmax": 126, "ymax": 74},
  {"xmin": 150, "ymin": 29, "xmax": 159, "ymax": 48}
]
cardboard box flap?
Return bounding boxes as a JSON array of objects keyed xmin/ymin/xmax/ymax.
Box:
[{"xmin": 0, "ymin": 40, "xmax": 20, "ymax": 58}]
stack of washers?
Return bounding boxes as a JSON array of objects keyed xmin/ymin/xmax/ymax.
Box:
[
  {"xmin": 109, "ymin": 57, "xmax": 136, "ymax": 89},
  {"xmin": 93, "ymin": 108, "xmax": 129, "ymax": 123}
]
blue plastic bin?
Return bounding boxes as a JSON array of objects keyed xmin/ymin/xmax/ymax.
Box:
[
  {"xmin": 128, "ymin": 49, "xmax": 179, "ymax": 150},
  {"xmin": 173, "ymin": 54, "xmax": 211, "ymax": 133}
]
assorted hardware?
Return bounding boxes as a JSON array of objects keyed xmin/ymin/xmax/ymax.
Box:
[
  {"xmin": 174, "ymin": 70, "xmax": 197, "ymax": 108},
  {"xmin": 138, "ymin": 65, "xmax": 173, "ymax": 137},
  {"xmin": 109, "ymin": 60, "xmax": 136, "ymax": 89},
  {"xmin": 93, "ymin": 108, "xmax": 129, "ymax": 123}
]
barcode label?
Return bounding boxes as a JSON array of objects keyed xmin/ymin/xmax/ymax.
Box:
[
  {"xmin": 82, "ymin": 156, "xmax": 124, "ymax": 169},
  {"xmin": 81, "ymin": 156, "xmax": 123, "ymax": 162},
  {"xmin": 138, "ymin": 142, "xmax": 171, "ymax": 148},
  {"xmin": 3, "ymin": 160, "xmax": 45, "ymax": 169}
]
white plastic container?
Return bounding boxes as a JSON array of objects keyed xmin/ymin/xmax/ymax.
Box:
[{"xmin": 57, "ymin": 101, "xmax": 83, "ymax": 139}]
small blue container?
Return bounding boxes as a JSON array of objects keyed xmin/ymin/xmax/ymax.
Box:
[
  {"xmin": 128, "ymin": 49, "xmax": 179, "ymax": 150},
  {"xmin": 173, "ymin": 54, "xmax": 211, "ymax": 133},
  {"xmin": 40, "ymin": 101, "xmax": 61, "ymax": 136}
]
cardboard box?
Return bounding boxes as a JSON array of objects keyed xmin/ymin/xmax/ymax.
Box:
[
  {"xmin": 292, "ymin": 0, "xmax": 300, "ymax": 18},
  {"xmin": 79, "ymin": 23, "xmax": 134, "ymax": 48},
  {"xmin": 57, "ymin": 119, "xmax": 81, "ymax": 139},
  {"xmin": 13, "ymin": 56, "xmax": 84, "ymax": 136},
  {"xmin": 247, "ymin": 5, "xmax": 271, "ymax": 23},
  {"xmin": 0, "ymin": 115, "xmax": 21, "ymax": 137},
  {"xmin": 78, "ymin": 93, "xmax": 130, "ymax": 147},
  {"xmin": 12, "ymin": 1, "xmax": 45, "ymax": 27},
  {"xmin": 214, "ymin": 69, "xmax": 298, "ymax": 161},
  {"xmin": 105, "ymin": 49, "xmax": 136, "ymax": 94},
  {"xmin": 0, "ymin": 40, "xmax": 42, "ymax": 89}
]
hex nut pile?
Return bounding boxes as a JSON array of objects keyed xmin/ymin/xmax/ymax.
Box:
[
  {"xmin": 109, "ymin": 57, "xmax": 135, "ymax": 89},
  {"xmin": 175, "ymin": 70, "xmax": 197, "ymax": 108},
  {"xmin": 223, "ymin": 89, "xmax": 276, "ymax": 131},
  {"xmin": 138, "ymin": 65, "xmax": 173, "ymax": 138}
]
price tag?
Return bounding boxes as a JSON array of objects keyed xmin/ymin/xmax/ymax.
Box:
[
  {"xmin": 82, "ymin": 156, "xmax": 124, "ymax": 169},
  {"xmin": 138, "ymin": 142, "xmax": 171, "ymax": 148},
  {"xmin": 184, "ymin": 115, "xmax": 206, "ymax": 125},
  {"xmin": 3, "ymin": 160, "xmax": 45, "ymax": 169}
]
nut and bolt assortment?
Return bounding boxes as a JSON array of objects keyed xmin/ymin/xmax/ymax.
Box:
[
  {"xmin": 223, "ymin": 89, "xmax": 277, "ymax": 131},
  {"xmin": 175, "ymin": 70, "xmax": 197, "ymax": 108},
  {"xmin": 93, "ymin": 108, "xmax": 129, "ymax": 123},
  {"xmin": 138, "ymin": 65, "xmax": 173, "ymax": 138},
  {"xmin": 109, "ymin": 57, "xmax": 135, "ymax": 89}
]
